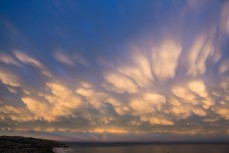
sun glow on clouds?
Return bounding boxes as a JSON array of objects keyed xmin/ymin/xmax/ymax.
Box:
[
  {"xmin": 0, "ymin": 0, "xmax": 229, "ymax": 141},
  {"xmin": 187, "ymin": 35, "xmax": 215, "ymax": 76},
  {"xmin": 54, "ymin": 50, "xmax": 89, "ymax": 67},
  {"xmin": 0, "ymin": 69, "xmax": 21, "ymax": 87},
  {"xmin": 151, "ymin": 39, "xmax": 181, "ymax": 81},
  {"xmin": 0, "ymin": 53, "xmax": 21, "ymax": 66},
  {"xmin": 221, "ymin": 2, "xmax": 229, "ymax": 34},
  {"xmin": 118, "ymin": 50, "xmax": 153, "ymax": 88}
]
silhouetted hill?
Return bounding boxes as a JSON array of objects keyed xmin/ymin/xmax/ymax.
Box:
[{"xmin": 0, "ymin": 136, "xmax": 63, "ymax": 153}]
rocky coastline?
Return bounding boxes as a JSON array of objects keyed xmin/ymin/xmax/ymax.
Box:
[{"xmin": 0, "ymin": 136, "xmax": 63, "ymax": 153}]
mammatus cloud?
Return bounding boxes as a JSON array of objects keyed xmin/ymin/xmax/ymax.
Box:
[
  {"xmin": 102, "ymin": 40, "xmax": 181, "ymax": 93},
  {"xmin": 219, "ymin": 60, "xmax": 229, "ymax": 74},
  {"xmin": 0, "ymin": 69, "xmax": 21, "ymax": 87},
  {"xmin": 151, "ymin": 40, "xmax": 181, "ymax": 81},
  {"xmin": 216, "ymin": 108, "xmax": 229, "ymax": 120},
  {"xmin": 221, "ymin": 2, "xmax": 229, "ymax": 34},
  {"xmin": 187, "ymin": 35, "xmax": 214, "ymax": 76},
  {"xmin": 14, "ymin": 51, "xmax": 52, "ymax": 77},
  {"xmin": 118, "ymin": 50, "xmax": 153, "ymax": 88},
  {"xmin": 0, "ymin": 105, "xmax": 33, "ymax": 122},
  {"xmin": 0, "ymin": 53, "xmax": 21, "ymax": 66},
  {"xmin": 14, "ymin": 51, "xmax": 43, "ymax": 68},
  {"xmin": 130, "ymin": 92, "xmax": 166, "ymax": 114},
  {"xmin": 21, "ymin": 82, "xmax": 82, "ymax": 122},
  {"xmin": 103, "ymin": 72, "xmax": 138, "ymax": 93},
  {"xmin": 172, "ymin": 86, "xmax": 196, "ymax": 102},
  {"xmin": 54, "ymin": 50, "xmax": 89, "ymax": 67},
  {"xmin": 2, "ymin": 46, "xmax": 228, "ymax": 139}
]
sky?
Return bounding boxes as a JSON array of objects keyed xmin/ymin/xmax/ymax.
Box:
[{"xmin": 0, "ymin": 0, "xmax": 229, "ymax": 142}]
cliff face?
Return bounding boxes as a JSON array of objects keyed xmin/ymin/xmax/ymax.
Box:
[{"xmin": 0, "ymin": 136, "xmax": 62, "ymax": 153}]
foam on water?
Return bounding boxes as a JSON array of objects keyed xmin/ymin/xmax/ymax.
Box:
[{"xmin": 53, "ymin": 147, "xmax": 74, "ymax": 153}]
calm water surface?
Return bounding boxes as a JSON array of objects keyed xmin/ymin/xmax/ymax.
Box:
[{"xmin": 65, "ymin": 144, "xmax": 229, "ymax": 153}]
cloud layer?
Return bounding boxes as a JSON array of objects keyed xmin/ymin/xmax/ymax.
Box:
[{"xmin": 0, "ymin": 0, "xmax": 229, "ymax": 141}]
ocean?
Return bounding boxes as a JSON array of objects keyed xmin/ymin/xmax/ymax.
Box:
[{"xmin": 58, "ymin": 144, "xmax": 229, "ymax": 153}]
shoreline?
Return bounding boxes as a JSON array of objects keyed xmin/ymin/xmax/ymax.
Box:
[
  {"xmin": 53, "ymin": 147, "xmax": 73, "ymax": 153},
  {"xmin": 0, "ymin": 136, "xmax": 62, "ymax": 153}
]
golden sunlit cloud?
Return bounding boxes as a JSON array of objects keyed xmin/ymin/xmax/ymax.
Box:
[
  {"xmin": 0, "ymin": 105, "xmax": 33, "ymax": 122},
  {"xmin": 151, "ymin": 39, "xmax": 181, "ymax": 81},
  {"xmin": 14, "ymin": 50, "xmax": 52, "ymax": 77},
  {"xmin": 0, "ymin": 53, "xmax": 21, "ymax": 66},
  {"xmin": 172, "ymin": 86, "xmax": 196, "ymax": 103},
  {"xmin": 216, "ymin": 108, "xmax": 229, "ymax": 120},
  {"xmin": 143, "ymin": 117, "xmax": 174, "ymax": 126},
  {"xmin": 219, "ymin": 60, "xmax": 229, "ymax": 74},
  {"xmin": 118, "ymin": 50, "xmax": 153, "ymax": 88},
  {"xmin": 187, "ymin": 35, "xmax": 214, "ymax": 76},
  {"xmin": 0, "ymin": 69, "xmax": 21, "ymax": 87},
  {"xmin": 103, "ymin": 72, "xmax": 138, "ymax": 93}
]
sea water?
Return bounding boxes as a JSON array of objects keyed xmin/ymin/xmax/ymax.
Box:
[{"xmin": 61, "ymin": 144, "xmax": 229, "ymax": 153}]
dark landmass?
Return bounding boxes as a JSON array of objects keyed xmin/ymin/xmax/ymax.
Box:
[{"xmin": 0, "ymin": 136, "xmax": 63, "ymax": 153}]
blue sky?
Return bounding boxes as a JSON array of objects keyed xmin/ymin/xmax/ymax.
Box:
[{"xmin": 0, "ymin": 0, "xmax": 229, "ymax": 142}]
